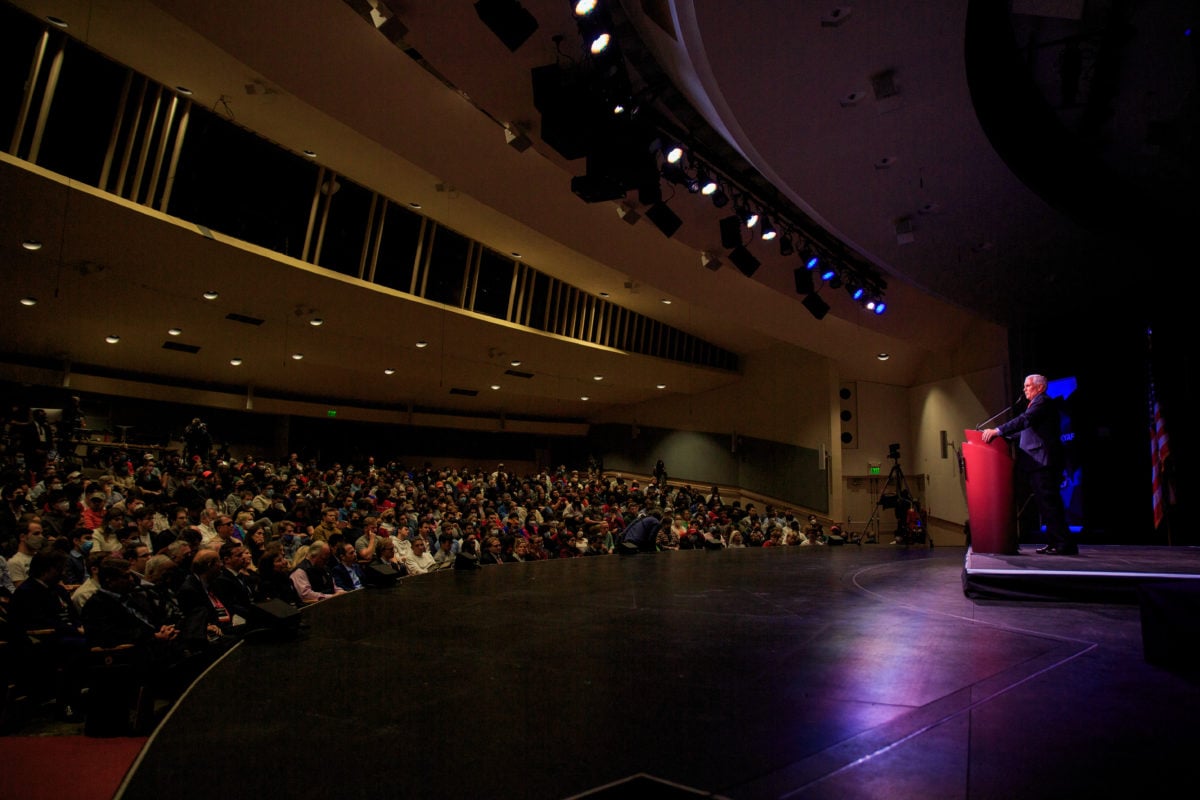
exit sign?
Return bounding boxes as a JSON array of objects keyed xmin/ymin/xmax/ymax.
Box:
[
  {"xmin": 868, "ymin": 465, "xmax": 881, "ymax": 475},
  {"xmin": 327, "ymin": 409, "xmax": 337, "ymax": 418}
]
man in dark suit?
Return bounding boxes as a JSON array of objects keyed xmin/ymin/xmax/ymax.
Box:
[
  {"xmin": 81, "ymin": 557, "xmax": 180, "ymax": 650},
  {"xmin": 330, "ymin": 542, "xmax": 367, "ymax": 592},
  {"xmin": 176, "ymin": 549, "xmax": 236, "ymax": 651},
  {"xmin": 983, "ymin": 374, "xmax": 1074, "ymax": 554},
  {"xmin": 211, "ymin": 542, "xmax": 257, "ymax": 622}
]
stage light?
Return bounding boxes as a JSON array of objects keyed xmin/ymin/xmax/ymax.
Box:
[
  {"xmin": 685, "ymin": 174, "xmax": 702, "ymax": 193},
  {"xmin": 760, "ymin": 217, "xmax": 777, "ymax": 241},
  {"xmin": 700, "ymin": 174, "xmax": 718, "ymax": 196},
  {"xmin": 665, "ymin": 144, "xmax": 684, "ymax": 164},
  {"xmin": 779, "ymin": 235, "xmax": 794, "ymax": 256},
  {"xmin": 589, "ymin": 31, "xmax": 610, "ymax": 54},
  {"xmin": 828, "ymin": 273, "xmax": 843, "ymax": 290},
  {"xmin": 800, "ymin": 246, "xmax": 819, "ymax": 270},
  {"xmin": 821, "ymin": 267, "xmax": 837, "ymax": 282},
  {"xmin": 873, "ymin": 302, "xmax": 887, "ymax": 315},
  {"xmin": 740, "ymin": 207, "xmax": 759, "ymax": 228},
  {"xmin": 574, "ymin": 0, "xmax": 597, "ymax": 16},
  {"xmin": 710, "ymin": 187, "xmax": 729, "ymax": 207}
]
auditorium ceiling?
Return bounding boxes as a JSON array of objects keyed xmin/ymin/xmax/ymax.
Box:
[{"xmin": 1, "ymin": 0, "xmax": 1192, "ymax": 419}]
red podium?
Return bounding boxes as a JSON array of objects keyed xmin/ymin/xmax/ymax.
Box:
[{"xmin": 962, "ymin": 429, "xmax": 1018, "ymax": 554}]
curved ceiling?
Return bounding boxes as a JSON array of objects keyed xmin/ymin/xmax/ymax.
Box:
[{"xmin": 9, "ymin": 1, "xmax": 1185, "ymax": 421}]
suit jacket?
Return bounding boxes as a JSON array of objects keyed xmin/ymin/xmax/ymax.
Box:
[
  {"xmin": 81, "ymin": 589, "xmax": 158, "ymax": 648},
  {"xmin": 8, "ymin": 578, "xmax": 79, "ymax": 637},
  {"xmin": 211, "ymin": 568, "xmax": 256, "ymax": 619},
  {"xmin": 997, "ymin": 392, "xmax": 1063, "ymax": 472},
  {"xmin": 331, "ymin": 562, "xmax": 367, "ymax": 591},
  {"xmin": 176, "ymin": 573, "xmax": 231, "ymax": 647}
]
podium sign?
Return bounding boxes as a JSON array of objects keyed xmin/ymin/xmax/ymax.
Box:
[{"xmin": 962, "ymin": 429, "xmax": 1018, "ymax": 554}]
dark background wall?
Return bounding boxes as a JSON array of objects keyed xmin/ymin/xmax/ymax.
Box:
[{"xmin": 589, "ymin": 424, "xmax": 826, "ymax": 512}]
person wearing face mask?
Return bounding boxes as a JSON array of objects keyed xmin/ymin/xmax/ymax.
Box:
[
  {"xmin": 8, "ymin": 519, "xmax": 46, "ymax": 587},
  {"xmin": 40, "ymin": 489, "xmax": 76, "ymax": 538},
  {"xmin": 92, "ymin": 508, "xmax": 128, "ymax": 554},
  {"xmin": 62, "ymin": 527, "xmax": 93, "ymax": 587},
  {"xmin": 28, "ymin": 465, "xmax": 60, "ymax": 505}
]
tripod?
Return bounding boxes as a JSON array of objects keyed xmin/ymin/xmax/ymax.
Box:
[{"xmin": 862, "ymin": 452, "xmax": 932, "ymax": 548}]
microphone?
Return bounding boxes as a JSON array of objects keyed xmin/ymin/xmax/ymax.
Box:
[{"xmin": 976, "ymin": 393, "xmax": 1025, "ymax": 430}]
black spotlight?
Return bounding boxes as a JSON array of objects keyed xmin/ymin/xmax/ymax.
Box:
[
  {"xmin": 728, "ymin": 245, "xmax": 761, "ymax": 277},
  {"xmin": 475, "ymin": 0, "xmax": 539, "ymax": 52},
  {"xmin": 779, "ymin": 235, "xmax": 794, "ymax": 256},
  {"xmin": 719, "ymin": 215, "xmax": 743, "ymax": 249},
  {"xmin": 793, "ymin": 266, "xmax": 814, "ymax": 295},
  {"xmin": 802, "ymin": 292, "xmax": 830, "ymax": 320},
  {"xmin": 710, "ymin": 187, "xmax": 729, "ymax": 208},
  {"xmin": 645, "ymin": 202, "xmax": 683, "ymax": 238}
]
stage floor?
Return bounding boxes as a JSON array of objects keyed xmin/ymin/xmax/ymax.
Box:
[
  {"xmin": 964, "ymin": 545, "xmax": 1200, "ymax": 600},
  {"xmin": 117, "ymin": 545, "xmax": 1199, "ymax": 799}
]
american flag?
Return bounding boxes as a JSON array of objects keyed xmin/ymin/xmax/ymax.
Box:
[{"xmin": 1149, "ymin": 379, "xmax": 1172, "ymax": 529}]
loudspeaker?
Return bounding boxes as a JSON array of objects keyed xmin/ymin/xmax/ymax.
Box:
[
  {"xmin": 720, "ymin": 215, "xmax": 742, "ymax": 249},
  {"xmin": 802, "ymin": 292, "xmax": 830, "ymax": 320},
  {"xmin": 365, "ymin": 563, "xmax": 402, "ymax": 587},
  {"xmin": 840, "ymin": 381, "xmax": 859, "ymax": 449},
  {"xmin": 793, "ymin": 266, "xmax": 814, "ymax": 294},
  {"xmin": 728, "ymin": 245, "xmax": 760, "ymax": 277},
  {"xmin": 644, "ymin": 202, "xmax": 682, "ymax": 238},
  {"xmin": 1139, "ymin": 581, "xmax": 1200, "ymax": 670},
  {"xmin": 248, "ymin": 598, "xmax": 302, "ymax": 632},
  {"xmin": 474, "ymin": 0, "xmax": 538, "ymax": 51}
]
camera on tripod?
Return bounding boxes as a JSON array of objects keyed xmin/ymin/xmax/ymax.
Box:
[{"xmin": 865, "ymin": 443, "xmax": 932, "ymax": 547}]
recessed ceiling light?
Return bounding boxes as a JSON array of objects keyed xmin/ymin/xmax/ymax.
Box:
[
  {"xmin": 19, "ymin": 297, "xmax": 37, "ymax": 307},
  {"xmin": 580, "ymin": 395, "xmax": 589, "ymax": 401},
  {"xmin": 598, "ymin": 292, "xmax": 609, "ymax": 298},
  {"xmin": 167, "ymin": 328, "xmax": 182, "ymax": 336},
  {"xmin": 490, "ymin": 384, "xmax": 500, "ymax": 391},
  {"xmin": 303, "ymin": 150, "xmax": 317, "ymax": 158},
  {"xmin": 511, "ymin": 252, "xmax": 522, "ymax": 259},
  {"xmin": 593, "ymin": 375, "xmax": 603, "ymax": 381},
  {"xmin": 415, "ymin": 340, "xmax": 429, "ymax": 348},
  {"xmin": 309, "ymin": 317, "xmax": 324, "ymax": 327},
  {"xmin": 176, "ymin": 86, "xmax": 193, "ymax": 96},
  {"xmin": 202, "ymin": 290, "xmax": 219, "ymax": 300},
  {"xmin": 660, "ymin": 298, "xmax": 672, "ymax": 305},
  {"xmin": 510, "ymin": 360, "xmax": 522, "ymax": 367},
  {"xmin": 230, "ymin": 358, "xmax": 243, "ymax": 366},
  {"xmin": 291, "ymin": 353, "xmax": 304, "ymax": 360},
  {"xmin": 21, "ymin": 240, "xmax": 42, "ymax": 251},
  {"xmin": 383, "ymin": 368, "xmax": 396, "ymax": 375},
  {"xmin": 409, "ymin": 202, "xmax": 422, "ymax": 209},
  {"xmin": 656, "ymin": 384, "xmax": 667, "ymax": 389},
  {"xmin": 877, "ymin": 353, "xmax": 891, "ymax": 361},
  {"xmin": 46, "ymin": 16, "xmax": 68, "ymax": 28},
  {"xmin": 105, "ymin": 335, "xmax": 120, "ymax": 344}
]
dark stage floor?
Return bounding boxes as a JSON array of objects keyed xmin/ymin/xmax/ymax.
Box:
[{"xmin": 117, "ymin": 545, "xmax": 1199, "ymax": 799}]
